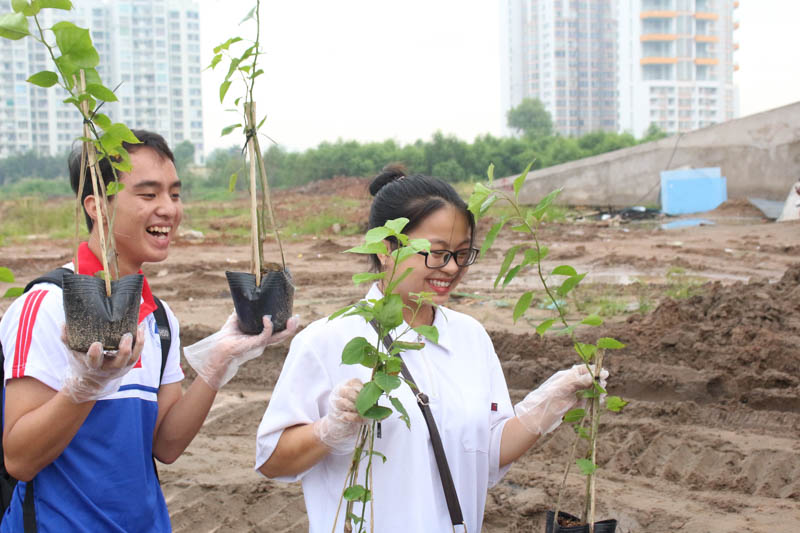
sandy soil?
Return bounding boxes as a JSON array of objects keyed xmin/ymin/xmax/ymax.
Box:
[{"xmin": 1, "ymin": 186, "xmax": 799, "ymax": 532}]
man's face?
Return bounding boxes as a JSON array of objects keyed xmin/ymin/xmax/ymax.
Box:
[{"xmin": 104, "ymin": 147, "xmax": 183, "ymax": 274}]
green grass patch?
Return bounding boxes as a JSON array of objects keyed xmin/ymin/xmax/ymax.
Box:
[{"xmin": 0, "ymin": 198, "xmax": 86, "ymax": 245}]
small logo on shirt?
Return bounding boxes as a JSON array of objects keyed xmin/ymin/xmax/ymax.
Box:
[{"xmin": 491, "ymin": 402, "xmax": 498, "ymax": 412}]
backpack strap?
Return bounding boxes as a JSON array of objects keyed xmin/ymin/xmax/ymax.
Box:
[
  {"xmin": 151, "ymin": 296, "xmax": 171, "ymax": 385},
  {"xmin": 22, "ymin": 267, "xmax": 72, "ymax": 293}
]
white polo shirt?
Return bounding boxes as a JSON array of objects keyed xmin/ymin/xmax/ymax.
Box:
[{"xmin": 255, "ymin": 284, "xmax": 513, "ymax": 533}]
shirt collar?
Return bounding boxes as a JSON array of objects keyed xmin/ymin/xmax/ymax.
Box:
[
  {"xmin": 365, "ymin": 283, "xmax": 452, "ymax": 352},
  {"xmin": 75, "ymin": 242, "xmax": 157, "ymax": 324}
]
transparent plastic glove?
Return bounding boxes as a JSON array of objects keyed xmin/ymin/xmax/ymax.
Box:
[
  {"xmin": 312, "ymin": 378, "xmax": 366, "ymax": 455},
  {"xmin": 514, "ymin": 364, "xmax": 609, "ymax": 437},
  {"xmin": 184, "ymin": 312, "xmax": 299, "ymax": 391},
  {"xmin": 61, "ymin": 324, "xmax": 144, "ymax": 403}
]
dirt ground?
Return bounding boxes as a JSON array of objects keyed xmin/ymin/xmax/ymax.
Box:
[{"xmin": 1, "ymin": 184, "xmax": 799, "ymax": 532}]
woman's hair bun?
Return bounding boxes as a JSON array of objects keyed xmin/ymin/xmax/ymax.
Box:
[{"xmin": 369, "ymin": 163, "xmax": 408, "ymax": 196}]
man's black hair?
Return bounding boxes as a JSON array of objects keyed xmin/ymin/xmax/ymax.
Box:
[{"xmin": 69, "ymin": 129, "xmax": 175, "ymax": 232}]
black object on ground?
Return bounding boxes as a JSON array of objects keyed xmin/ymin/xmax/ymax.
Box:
[{"xmin": 545, "ymin": 510, "xmax": 617, "ymax": 533}]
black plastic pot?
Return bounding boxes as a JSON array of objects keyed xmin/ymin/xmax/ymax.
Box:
[
  {"xmin": 62, "ymin": 272, "xmax": 143, "ymax": 352},
  {"xmin": 545, "ymin": 511, "xmax": 617, "ymax": 533},
  {"xmin": 226, "ymin": 268, "xmax": 294, "ymax": 334}
]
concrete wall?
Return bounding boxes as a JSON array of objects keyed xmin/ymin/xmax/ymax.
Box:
[{"xmin": 501, "ymin": 101, "xmax": 800, "ymax": 207}]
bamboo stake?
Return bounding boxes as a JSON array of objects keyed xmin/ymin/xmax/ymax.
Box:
[
  {"xmin": 245, "ymin": 102, "xmax": 261, "ymax": 286},
  {"xmin": 252, "ymin": 131, "xmax": 285, "ymax": 269},
  {"xmin": 78, "ymin": 71, "xmax": 112, "ymax": 296},
  {"xmin": 587, "ymin": 351, "xmax": 604, "ymax": 533},
  {"xmin": 74, "ymin": 138, "xmax": 87, "ymax": 275}
]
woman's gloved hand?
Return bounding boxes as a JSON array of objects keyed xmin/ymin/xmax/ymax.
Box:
[
  {"xmin": 184, "ymin": 312, "xmax": 299, "ymax": 390},
  {"xmin": 312, "ymin": 378, "xmax": 366, "ymax": 455},
  {"xmin": 61, "ymin": 324, "xmax": 145, "ymax": 403},
  {"xmin": 514, "ymin": 364, "xmax": 609, "ymax": 437}
]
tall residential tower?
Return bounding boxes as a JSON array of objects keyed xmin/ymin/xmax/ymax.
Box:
[
  {"xmin": 0, "ymin": 0, "xmax": 204, "ymax": 161},
  {"xmin": 500, "ymin": 0, "xmax": 739, "ymax": 138}
]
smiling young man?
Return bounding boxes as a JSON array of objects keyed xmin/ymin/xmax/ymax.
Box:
[{"xmin": 0, "ymin": 130, "xmax": 297, "ymax": 532}]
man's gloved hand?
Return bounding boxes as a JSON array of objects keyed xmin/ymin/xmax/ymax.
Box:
[
  {"xmin": 61, "ymin": 324, "xmax": 145, "ymax": 403},
  {"xmin": 312, "ymin": 378, "xmax": 366, "ymax": 455},
  {"xmin": 184, "ymin": 312, "xmax": 299, "ymax": 391},
  {"xmin": 514, "ymin": 364, "xmax": 609, "ymax": 437}
]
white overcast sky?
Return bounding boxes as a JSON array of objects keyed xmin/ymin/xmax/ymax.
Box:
[{"xmin": 197, "ymin": 0, "xmax": 800, "ymax": 154}]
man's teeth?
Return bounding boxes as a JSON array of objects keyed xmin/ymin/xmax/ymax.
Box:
[{"xmin": 429, "ymin": 280, "xmax": 451, "ymax": 288}]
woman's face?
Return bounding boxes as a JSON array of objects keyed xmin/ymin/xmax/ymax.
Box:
[{"xmin": 380, "ymin": 204, "xmax": 472, "ymax": 322}]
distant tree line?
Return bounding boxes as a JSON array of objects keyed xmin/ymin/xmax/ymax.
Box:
[{"xmin": 1, "ymin": 99, "xmax": 668, "ymax": 196}]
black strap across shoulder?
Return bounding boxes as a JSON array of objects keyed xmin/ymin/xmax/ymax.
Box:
[
  {"xmin": 369, "ymin": 319, "xmax": 466, "ymax": 531},
  {"xmin": 0, "ymin": 268, "xmax": 173, "ymax": 531}
]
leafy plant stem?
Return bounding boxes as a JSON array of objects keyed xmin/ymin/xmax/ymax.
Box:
[
  {"xmin": 554, "ymin": 414, "xmax": 587, "ymax": 526},
  {"xmin": 78, "ymin": 72, "xmax": 111, "ymax": 296},
  {"xmin": 586, "ymin": 350, "xmax": 604, "ymax": 531}
]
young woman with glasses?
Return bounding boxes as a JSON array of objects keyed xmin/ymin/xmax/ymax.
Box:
[{"xmin": 254, "ymin": 164, "xmax": 606, "ymax": 532}]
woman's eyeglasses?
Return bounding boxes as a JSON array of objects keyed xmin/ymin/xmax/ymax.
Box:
[{"xmin": 417, "ymin": 247, "xmax": 479, "ymax": 268}]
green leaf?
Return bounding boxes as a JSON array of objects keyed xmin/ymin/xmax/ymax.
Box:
[
  {"xmin": 365, "ymin": 226, "xmax": 392, "ymax": 243},
  {"xmin": 479, "ymin": 217, "xmax": 507, "ymax": 259},
  {"xmin": 0, "ymin": 12, "xmax": 30, "ymax": 40},
  {"xmin": 563, "ymin": 408, "xmax": 586, "ymax": 423},
  {"xmin": 385, "ymin": 357, "xmax": 403, "ymax": 375},
  {"xmin": 513, "ymin": 161, "xmax": 534, "ymax": 199},
  {"xmin": 3, "ymin": 287, "xmax": 24, "ymax": 298},
  {"xmin": 213, "ymin": 36, "xmax": 242, "ymax": 54},
  {"xmin": 343, "ymin": 485, "xmax": 367, "ymax": 502},
  {"xmin": 552, "ymin": 265, "xmax": 577, "ymax": 277},
  {"xmin": 556, "ymin": 273, "xmax": 586, "ymax": 297},
  {"xmin": 390, "ymin": 396, "xmax": 411, "ymax": 428},
  {"xmin": 341, "ymin": 337, "xmax": 370, "ymax": 365},
  {"xmin": 11, "ymin": 0, "xmax": 32, "ymax": 14},
  {"xmin": 597, "ymin": 337, "xmax": 626, "ymax": 349},
  {"xmin": 553, "ymin": 324, "xmax": 576, "ymax": 336},
  {"xmin": 390, "ymin": 246, "xmax": 417, "ymax": 266},
  {"xmin": 252, "ymin": 69, "xmax": 264, "ymax": 79},
  {"xmin": 494, "ymin": 244, "xmax": 521, "ymax": 288},
  {"xmin": 605, "ymin": 396, "xmax": 629, "ymax": 412},
  {"xmin": 407, "ymin": 238, "xmax": 430, "ymax": 252},
  {"xmin": 219, "ymin": 80, "xmax": 231, "ymax": 103},
  {"xmin": 328, "ymin": 303, "xmax": 354, "ymax": 321},
  {"xmin": 581, "ymin": 315, "xmax": 603, "ymax": 326},
  {"xmin": 502, "ymin": 265, "xmax": 522, "ymax": 288},
  {"xmin": 345, "ymin": 241, "xmax": 388, "ymax": 255},
  {"xmin": 363, "ymin": 405, "xmax": 392, "ymax": 420},
  {"xmin": 352, "ymin": 272, "xmax": 385, "ymax": 285},
  {"xmin": 384, "ymin": 267, "xmax": 412, "ymax": 295},
  {"xmin": 412, "ymin": 325, "xmax": 438, "ymax": 344},
  {"xmin": 576, "ymin": 426, "xmax": 591, "ymax": 440},
  {"xmin": 535, "ymin": 318, "xmax": 555, "ymax": 336},
  {"xmin": 390, "ymin": 341, "xmax": 424, "ymax": 353},
  {"xmin": 384, "ymin": 217, "xmax": 409, "ymax": 235},
  {"xmin": 513, "ymin": 291, "xmax": 533, "ymax": 323},
  {"xmin": 40, "ymin": 0, "xmax": 72, "ymax": 10},
  {"xmin": 220, "ymin": 123, "xmax": 241, "ymax": 136},
  {"xmin": 105, "ymin": 181, "xmax": 124, "ymax": 196},
  {"xmin": 92, "ymin": 112, "xmax": 112, "ymax": 130},
  {"xmin": 240, "ymin": 6, "xmax": 256, "ymax": 23},
  {"xmin": 257, "ymin": 114, "xmax": 267, "ymax": 130},
  {"xmin": 228, "ymin": 172, "xmax": 238, "ymax": 192},
  {"xmin": 355, "ymin": 382, "xmax": 383, "ymax": 415},
  {"xmin": 478, "ymin": 193, "xmax": 498, "ymax": 216},
  {"xmin": 574, "ymin": 343, "xmax": 597, "ymax": 363},
  {"xmin": 86, "ymin": 83, "xmax": 117, "ymax": 102},
  {"xmin": 27, "ymin": 70, "xmax": 58, "ymax": 88},
  {"xmin": 207, "ymin": 53, "xmax": 222, "ymax": 70},
  {"xmin": 467, "ymin": 183, "xmax": 492, "ymax": 218},
  {"xmin": 520, "ymin": 246, "xmax": 549, "ymax": 267},
  {"xmin": 487, "ymin": 163, "xmax": 494, "ymax": 183},
  {"xmin": 374, "ymin": 371, "xmax": 401, "ymax": 393},
  {"xmin": 103, "ymin": 123, "xmax": 139, "ymax": 143},
  {"xmin": 52, "ymin": 21, "xmax": 99, "ymax": 68},
  {"xmin": 531, "ymin": 188, "xmax": 563, "ymax": 221},
  {"xmin": 0, "ymin": 267, "xmax": 15, "ymax": 283},
  {"xmin": 109, "ymin": 146, "xmax": 132, "ymax": 172},
  {"xmin": 372, "ymin": 294, "xmax": 404, "ymax": 329},
  {"xmin": 576, "ymin": 458, "xmax": 597, "ymax": 476}
]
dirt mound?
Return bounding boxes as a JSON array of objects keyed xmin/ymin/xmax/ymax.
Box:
[
  {"xmin": 291, "ymin": 176, "xmax": 370, "ymax": 199},
  {"xmin": 707, "ymin": 198, "xmax": 768, "ymax": 218}
]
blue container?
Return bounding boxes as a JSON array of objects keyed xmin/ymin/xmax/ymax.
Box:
[{"xmin": 660, "ymin": 167, "xmax": 727, "ymax": 215}]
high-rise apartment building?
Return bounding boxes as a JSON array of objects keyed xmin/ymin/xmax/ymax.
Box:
[
  {"xmin": 0, "ymin": 0, "xmax": 204, "ymax": 162},
  {"xmin": 501, "ymin": 0, "xmax": 739, "ymax": 138},
  {"xmin": 501, "ymin": 0, "xmax": 619, "ymax": 137},
  {"xmin": 618, "ymin": 0, "xmax": 738, "ymax": 136}
]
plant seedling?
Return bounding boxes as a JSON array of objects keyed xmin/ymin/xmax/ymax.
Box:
[
  {"xmin": 327, "ymin": 217, "xmax": 436, "ymax": 533},
  {"xmin": 468, "ymin": 163, "xmax": 628, "ymax": 531}
]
